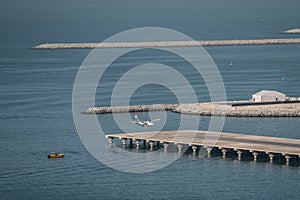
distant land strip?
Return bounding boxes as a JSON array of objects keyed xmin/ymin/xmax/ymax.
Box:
[{"xmin": 34, "ymin": 38, "xmax": 300, "ymax": 49}]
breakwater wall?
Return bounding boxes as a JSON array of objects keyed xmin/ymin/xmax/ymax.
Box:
[
  {"xmin": 34, "ymin": 38, "xmax": 300, "ymax": 49},
  {"xmin": 85, "ymin": 102, "xmax": 300, "ymax": 117},
  {"xmin": 224, "ymin": 100, "xmax": 300, "ymax": 107},
  {"xmin": 283, "ymin": 29, "xmax": 300, "ymax": 34},
  {"xmin": 85, "ymin": 104, "xmax": 179, "ymax": 114}
]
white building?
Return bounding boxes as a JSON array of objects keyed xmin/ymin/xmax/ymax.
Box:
[{"xmin": 251, "ymin": 90, "xmax": 286, "ymax": 102}]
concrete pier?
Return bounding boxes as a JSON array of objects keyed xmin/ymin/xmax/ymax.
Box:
[
  {"xmin": 163, "ymin": 143, "xmax": 169, "ymax": 151},
  {"xmin": 177, "ymin": 144, "xmax": 183, "ymax": 153},
  {"xmin": 252, "ymin": 152, "xmax": 258, "ymax": 161},
  {"xmin": 268, "ymin": 154, "xmax": 274, "ymax": 163},
  {"xmin": 206, "ymin": 147, "xmax": 212, "ymax": 158},
  {"xmin": 108, "ymin": 137, "xmax": 113, "ymax": 144},
  {"xmin": 237, "ymin": 150, "xmax": 243, "ymax": 160},
  {"xmin": 149, "ymin": 141, "xmax": 155, "ymax": 150},
  {"xmin": 136, "ymin": 140, "xmax": 141, "ymax": 148},
  {"xmin": 285, "ymin": 155, "xmax": 291, "ymax": 165},
  {"xmin": 192, "ymin": 146, "xmax": 198, "ymax": 154},
  {"xmin": 121, "ymin": 138, "xmax": 127, "ymax": 146},
  {"xmin": 221, "ymin": 149, "xmax": 227, "ymax": 158},
  {"xmin": 106, "ymin": 130, "xmax": 300, "ymax": 164},
  {"xmin": 34, "ymin": 38, "xmax": 300, "ymax": 49}
]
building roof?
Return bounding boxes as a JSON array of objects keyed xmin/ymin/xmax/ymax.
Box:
[{"xmin": 253, "ymin": 90, "xmax": 285, "ymax": 96}]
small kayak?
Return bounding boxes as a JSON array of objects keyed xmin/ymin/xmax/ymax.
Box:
[{"xmin": 48, "ymin": 152, "xmax": 64, "ymax": 158}]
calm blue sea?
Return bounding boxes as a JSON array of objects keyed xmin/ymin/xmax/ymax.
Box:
[{"xmin": 0, "ymin": 0, "xmax": 299, "ymax": 199}]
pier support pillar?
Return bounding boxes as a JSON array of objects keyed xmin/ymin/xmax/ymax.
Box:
[
  {"xmin": 268, "ymin": 154, "xmax": 274, "ymax": 163},
  {"xmin": 163, "ymin": 143, "xmax": 169, "ymax": 151},
  {"xmin": 121, "ymin": 138, "xmax": 127, "ymax": 146},
  {"xmin": 221, "ymin": 149, "xmax": 227, "ymax": 158},
  {"xmin": 149, "ymin": 141, "xmax": 154, "ymax": 150},
  {"xmin": 237, "ymin": 150, "xmax": 243, "ymax": 160},
  {"xmin": 252, "ymin": 152, "xmax": 258, "ymax": 161},
  {"xmin": 285, "ymin": 155, "xmax": 291, "ymax": 165},
  {"xmin": 108, "ymin": 137, "xmax": 113, "ymax": 144},
  {"xmin": 192, "ymin": 146, "xmax": 197, "ymax": 154},
  {"xmin": 177, "ymin": 144, "xmax": 183, "ymax": 153},
  {"xmin": 136, "ymin": 140, "xmax": 141, "ymax": 149},
  {"xmin": 206, "ymin": 148, "xmax": 212, "ymax": 158}
]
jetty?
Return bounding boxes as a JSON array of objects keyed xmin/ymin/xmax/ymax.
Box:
[
  {"xmin": 85, "ymin": 104, "xmax": 178, "ymax": 114},
  {"xmin": 34, "ymin": 38, "xmax": 300, "ymax": 49},
  {"xmin": 85, "ymin": 102, "xmax": 300, "ymax": 117},
  {"xmin": 283, "ymin": 28, "xmax": 300, "ymax": 34},
  {"xmin": 106, "ymin": 130, "xmax": 300, "ymax": 164}
]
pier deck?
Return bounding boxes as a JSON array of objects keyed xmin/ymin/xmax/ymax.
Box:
[{"xmin": 106, "ymin": 130, "xmax": 300, "ymax": 157}]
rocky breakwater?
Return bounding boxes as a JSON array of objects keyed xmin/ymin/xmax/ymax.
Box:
[
  {"xmin": 84, "ymin": 104, "xmax": 179, "ymax": 114},
  {"xmin": 283, "ymin": 29, "xmax": 300, "ymax": 34},
  {"xmin": 224, "ymin": 103, "xmax": 300, "ymax": 117},
  {"xmin": 175, "ymin": 103, "xmax": 300, "ymax": 117},
  {"xmin": 34, "ymin": 38, "xmax": 300, "ymax": 49},
  {"xmin": 85, "ymin": 102, "xmax": 300, "ymax": 117}
]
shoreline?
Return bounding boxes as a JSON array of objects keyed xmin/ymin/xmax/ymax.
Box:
[
  {"xmin": 34, "ymin": 38, "xmax": 300, "ymax": 49},
  {"xmin": 85, "ymin": 102, "xmax": 300, "ymax": 117}
]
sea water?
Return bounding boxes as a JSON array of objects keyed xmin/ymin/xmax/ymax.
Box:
[{"xmin": 1, "ymin": 0, "xmax": 299, "ymax": 199}]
